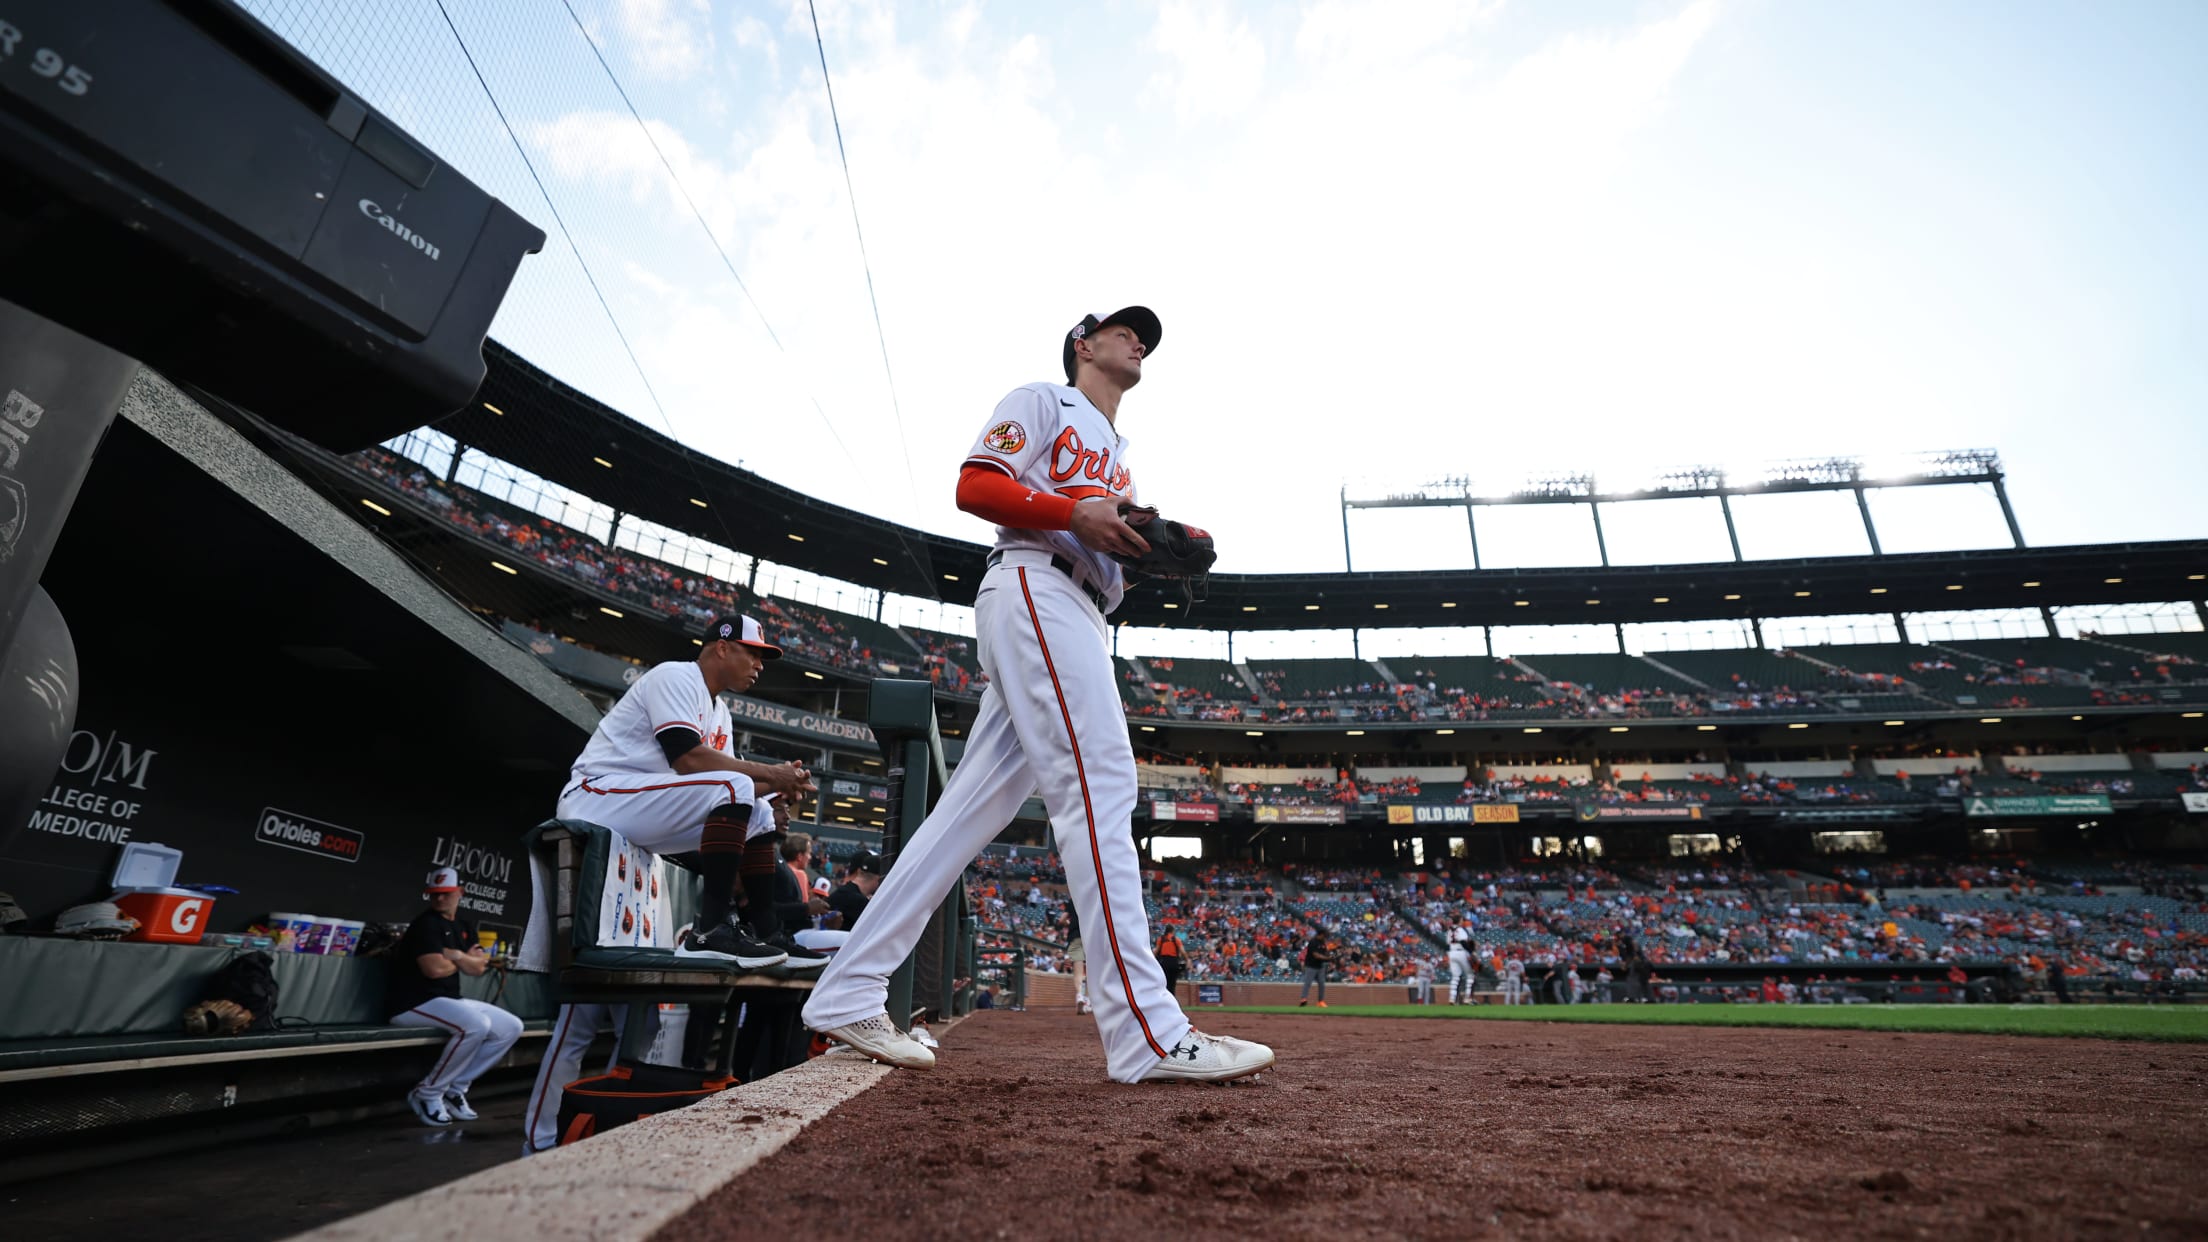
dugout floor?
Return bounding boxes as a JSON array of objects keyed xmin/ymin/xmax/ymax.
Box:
[
  {"xmin": 3, "ymin": 1086, "xmax": 533, "ymax": 1241},
  {"xmin": 664, "ymin": 1008, "xmax": 2208, "ymax": 1241}
]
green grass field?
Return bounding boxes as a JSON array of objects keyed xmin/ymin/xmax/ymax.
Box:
[{"xmin": 1216, "ymin": 1003, "xmax": 2208, "ymax": 1042}]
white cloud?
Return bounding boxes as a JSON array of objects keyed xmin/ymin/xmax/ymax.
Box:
[
  {"xmin": 617, "ymin": 0, "xmax": 716, "ymax": 79},
  {"xmin": 1146, "ymin": 3, "xmax": 1266, "ymax": 123},
  {"xmin": 504, "ymin": 0, "xmax": 1736, "ymax": 570},
  {"xmin": 1293, "ymin": 0, "xmax": 1505, "ymax": 74}
]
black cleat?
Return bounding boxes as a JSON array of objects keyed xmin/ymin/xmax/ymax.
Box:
[
  {"xmin": 766, "ymin": 933, "xmax": 830, "ymax": 969},
  {"xmin": 675, "ymin": 918, "xmax": 787, "ymax": 969}
]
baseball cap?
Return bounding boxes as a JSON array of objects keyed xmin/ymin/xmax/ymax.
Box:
[
  {"xmin": 812, "ymin": 876, "xmax": 833, "ymax": 896},
  {"xmin": 706, "ymin": 614, "xmax": 782, "ymax": 660},
  {"xmin": 852, "ymin": 850, "xmax": 889, "ymax": 876},
  {"xmin": 424, "ymin": 867, "xmax": 463, "ymax": 893},
  {"xmin": 1062, "ymin": 306, "xmax": 1162, "ymax": 383}
]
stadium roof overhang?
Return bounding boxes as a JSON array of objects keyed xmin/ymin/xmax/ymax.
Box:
[
  {"xmin": 1131, "ymin": 542, "xmax": 2208, "ymax": 631},
  {"xmin": 429, "ymin": 344, "xmax": 2208, "ymax": 631}
]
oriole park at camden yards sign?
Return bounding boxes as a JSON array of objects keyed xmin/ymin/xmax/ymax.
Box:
[
  {"xmin": 724, "ymin": 694, "xmax": 877, "ymax": 748},
  {"xmin": 1964, "ymin": 794, "xmax": 2114, "ymax": 817}
]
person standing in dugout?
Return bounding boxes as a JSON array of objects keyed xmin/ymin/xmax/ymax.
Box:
[
  {"xmin": 386, "ymin": 867, "xmax": 523, "ymax": 1127},
  {"xmin": 803, "ymin": 306, "xmax": 1275, "ymax": 1083},
  {"xmin": 518, "ymin": 615, "xmax": 821, "ymax": 1153}
]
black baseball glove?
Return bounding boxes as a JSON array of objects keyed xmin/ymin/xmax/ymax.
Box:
[{"xmin": 1113, "ymin": 506, "xmax": 1216, "ymax": 598}]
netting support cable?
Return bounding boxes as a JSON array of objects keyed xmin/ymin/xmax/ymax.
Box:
[
  {"xmin": 805, "ymin": 0, "xmax": 923, "ymax": 525},
  {"xmin": 555, "ymin": 0, "xmax": 938, "ymax": 590}
]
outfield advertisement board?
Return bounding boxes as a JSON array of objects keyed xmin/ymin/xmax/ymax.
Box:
[
  {"xmin": 1255, "ymin": 805, "xmax": 1345, "ymax": 825},
  {"xmin": 1576, "ymin": 804, "xmax": 1705, "ymax": 822},
  {"xmin": 1151, "ymin": 802, "xmax": 1220, "ymax": 823},
  {"xmin": 1964, "ymin": 795, "xmax": 2114, "ymax": 817},
  {"xmin": 1387, "ymin": 804, "xmax": 1521, "ymax": 825}
]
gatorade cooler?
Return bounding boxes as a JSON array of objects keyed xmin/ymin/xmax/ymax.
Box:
[{"xmin": 110, "ymin": 842, "xmax": 216, "ymax": 944}]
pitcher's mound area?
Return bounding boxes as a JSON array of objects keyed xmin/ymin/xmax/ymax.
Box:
[{"xmin": 660, "ymin": 1009, "xmax": 2208, "ymax": 1240}]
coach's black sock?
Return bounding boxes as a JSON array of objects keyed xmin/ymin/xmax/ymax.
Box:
[
  {"xmin": 741, "ymin": 833, "xmax": 784, "ymax": 940},
  {"xmin": 695, "ymin": 803, "xmax": 750, "ymax": 928}
]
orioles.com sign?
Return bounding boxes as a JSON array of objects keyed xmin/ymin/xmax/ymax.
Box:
[{"xmin": 255, "ymin": 806, "xmax": 365, "ymax": 863}]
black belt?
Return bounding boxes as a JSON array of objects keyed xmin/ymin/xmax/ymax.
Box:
[{"xmin": 987, "ymin": 549, "xmax": 1107, "ymax": 612}]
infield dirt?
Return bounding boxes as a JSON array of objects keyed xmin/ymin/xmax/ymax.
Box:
[{"xmin": 662, "ymin": 1008, "xmax": 2208, "ymax": 1240}]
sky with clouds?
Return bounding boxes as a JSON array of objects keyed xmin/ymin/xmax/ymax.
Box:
[{"xmin": 245, "ymin": 0, "xmax": 2206, "ymax": 650}]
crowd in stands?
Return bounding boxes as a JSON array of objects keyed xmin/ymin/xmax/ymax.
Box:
[
  {"xmin": 909, "ymin": 630, "xmax": 986, "ymax": 695},
  {"xmin": 1455, "ymin": 773, "xmax": 1588, "ymax": 803},
  {"xmin": 2003, "ymin": 767, "xmax": 2137, "ymax": 796},
  {"xmin": 962, "ymin": 848, "xmax": 2208, "ymax": 996},
  {"xmin": 347, "ymin": 448, "xmax": 2208, "ymax": 754}
]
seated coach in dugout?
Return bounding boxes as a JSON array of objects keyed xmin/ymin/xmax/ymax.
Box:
[
  {"xmin": 387, "ymin": 867, "xmax": 523, "ymax": 1127},
  {"xmin": 519, "ymin": 615, "xmax": 824, "ymax": 1154}
]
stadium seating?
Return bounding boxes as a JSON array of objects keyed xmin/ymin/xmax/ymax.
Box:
[
  {"xmin": 1791, "ymin": 642, "xmax": 1974, "ymax": 692},
  {"xmin": 1644, "ymin": 646, "xmax": 1818, "ymax": 693},
  {"xmin": 757, "ymin": 596, "xmax": 924, "ymax": 676},
  {"xmin": 903, "ymin": 624, "xmax": 986, "ymax": 695},
  {"xmin": 2090, "ymin": 632, "xmax": 2208, "ymax": 667},
  {"xmin": 340, "ymin": 450, "xmax": 2208, "ymax": 744},
  {"xmin": 1246, "ymin": 658, "xmax": 1391, "ymax": 702},
  {"xmin": 1513, "ymin": 652, "xmax": 1698, "ymax": 696}
]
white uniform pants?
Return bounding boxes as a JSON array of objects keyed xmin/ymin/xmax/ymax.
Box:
[
  {"xmin": 522, "ymin": 1003, "xmax": 625, "ymax": 1152},
  {"xmin": 390, "ymin": 996, "xmax": 524, "ymax": 1101},
  {"xmin": 1447, "ymin": 952, "xmax": 1472, "ymax": 1002},
  {"xmin": 517, "ymin": 774, "xmax": 774, "ymax": 972},
  {"xmin": 804, "ymin": 554, "xmax": 1189, "ymax": 1083}
]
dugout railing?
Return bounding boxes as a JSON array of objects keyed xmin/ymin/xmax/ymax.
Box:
[{"xmin": 869, "ymin": 678, "xmax": 978, "ymax": 1030}]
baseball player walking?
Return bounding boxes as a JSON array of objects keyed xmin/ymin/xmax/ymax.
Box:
[
  {"xmin": 804, "ymin": 307, "xmax": 1274, "ymax": 1083},
  {"xmin": 518, "ymin": 615, "xmax": 821, "ymax": 1151}
]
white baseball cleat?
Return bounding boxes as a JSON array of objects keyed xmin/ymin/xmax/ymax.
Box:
[
  {"xmin": 818, "ymin": 1013, "xmax": 936, "ymax": 1069},
  {"xmin": 1141, "ymin": 1028, "xmax": 1275, "ymax": 1084},
  {"xmin": 407, "ymin": 1092, "xmax": 454, "ymax": 1126}
]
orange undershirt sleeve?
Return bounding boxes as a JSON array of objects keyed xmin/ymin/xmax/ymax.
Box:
[{"xmin": 957, "ymin": 464, "xmax": 1077, "ymax": 530}]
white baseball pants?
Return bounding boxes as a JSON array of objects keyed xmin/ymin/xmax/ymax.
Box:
[
  {"xmin": 1448, "ymin": 952, "xmax": 1472, "ymax": 1002},
  {"xmin": 389, "ymin": 996, "xmax": 524, "ymax": 1102},
  {"xmin": 522, "ymin": 1002, "xmax": 622, "ymax": 1152},
  {"xmin": 804, "ymin": 552, "xmax": 1189, "ymax": 1083}
]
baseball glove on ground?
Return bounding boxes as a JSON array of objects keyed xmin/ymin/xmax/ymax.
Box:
[
  {"xmin": 1113, "ymin": 507, "xmax": 1216, "ymax": 601},
  {"xmin": 182, "ymin": 998, "xmax": 255, "ymax": 1037}
]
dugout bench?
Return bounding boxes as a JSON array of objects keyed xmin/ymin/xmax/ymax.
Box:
[
  {"xmin": 0, "ymin": 936, "xmax": 555, "ymax": 1182},
  {"xmin": 528, "ymin": 819, "xmax": 820, "ymax": 1082}
]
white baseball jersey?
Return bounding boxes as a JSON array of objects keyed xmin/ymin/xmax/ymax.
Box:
[
  {"xmin": 964, "ymin": 382, "xmax": 1138, "ymax": 614},
  {"xmin": 570, "ymin": 661, "xmax": 732, "ymax": 776}
]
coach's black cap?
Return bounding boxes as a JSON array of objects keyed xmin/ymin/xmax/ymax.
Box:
[
  {"xmin": 852, "ymin": 850, "xmax": 890, "ymax": 876},
  {"xmin": 1062, "ymin": 306, "xmax": 1162, "ymax": 383}
]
